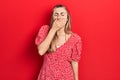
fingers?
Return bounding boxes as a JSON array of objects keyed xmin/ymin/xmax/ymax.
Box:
[{"xmin": 53, "ymin": 19, "xmax": 66, "ymax": 28}]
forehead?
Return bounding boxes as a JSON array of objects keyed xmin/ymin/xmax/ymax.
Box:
[{"xmin": 53, "ymin": 7, "xmax": 67, "ymax": 13}]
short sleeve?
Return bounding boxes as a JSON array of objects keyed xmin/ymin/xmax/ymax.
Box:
[
  {"xmin": 35, "ymin": 25, "xmax": 50, "ymax": 46},
  {"xmin": 71, "ymin": 37, "xmax": 82, "ymax": 62}
]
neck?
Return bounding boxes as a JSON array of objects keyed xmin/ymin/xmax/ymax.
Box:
[
  {"xmin": 56, "ymin": 27, "xmax": 66, "ymax": 41},
  {"xmin": 56, "ymin": 27, "xmax": 66, "ymax": 36}
]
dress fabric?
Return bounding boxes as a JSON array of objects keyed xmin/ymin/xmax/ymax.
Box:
[{"xmin": 35, "ymin": 25, "xmax": 82, "ymax": 80}]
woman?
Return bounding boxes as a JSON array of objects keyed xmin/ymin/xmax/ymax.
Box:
[{"xmin": 35, "ymin": 4, "xmax": 82, "ymax": 80}]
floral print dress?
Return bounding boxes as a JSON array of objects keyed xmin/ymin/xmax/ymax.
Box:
[{"xmin": 35, "ymin": 25, "xmax": 82, "ymax": 80}]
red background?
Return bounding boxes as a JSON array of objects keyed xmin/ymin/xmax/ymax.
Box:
[{"xmin": 0, "ymin": 0, "xmax": 120, "ymax": 80}]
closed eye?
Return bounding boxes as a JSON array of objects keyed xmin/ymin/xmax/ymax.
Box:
[
  {"xmin": 61, "ymin": 12, "xmax": 65, "ymax": 16},
  {"xmin": 54, "ymin": 13, "xmax": 58, "ymax": 16}
]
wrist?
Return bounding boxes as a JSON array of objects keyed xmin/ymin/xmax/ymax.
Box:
[
  {"xmin": 50, "ymin": 27, "xmax": 57, "ymax": 34},
  {"xmin": 51, "ymin": 27, "xmax": 57, "ymax": 32}
]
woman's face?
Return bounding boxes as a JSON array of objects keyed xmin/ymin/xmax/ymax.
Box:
[{"xmin": 53, "ymin": 7, "xmax": 68, "ymax": 25}]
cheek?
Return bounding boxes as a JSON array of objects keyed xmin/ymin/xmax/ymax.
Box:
[
  {"xmin": 62, "ymin": 16, "xmax": 67, "ymax": 20},
  {"xmin": 62, "ymin": 17, "xmax": 67, "ymax": 22},
  {"xmin": 53, "ymin": 16, "xmax": 57, "ymax": 20}
]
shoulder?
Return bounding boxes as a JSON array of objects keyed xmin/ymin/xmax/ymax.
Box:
[
  {"xmin": 72, "ymin": 32, "xmax": 82, "ymax": 42},
  {"xmin": 38, "ymin": 25, "xmax": 50, "ymax": 32},
  {"xmin": 37, "ymin": 25, "xmax": 51, "ymax": 34},
  {"xmin": 40, "ymin": 24, "xmax": 50, "ymax": 29}
]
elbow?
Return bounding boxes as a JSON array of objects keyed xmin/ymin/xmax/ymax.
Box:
[
  {"xmin": 37, "ymin": 45, "xmax": 46, "ymax": 56},
  {"xmin": 37, "ymin": 43, "xmax": 49, "ymax": 56},
  {"xmin": 38, "ymin": 50, "xmax": 45, "ymax": 56}
]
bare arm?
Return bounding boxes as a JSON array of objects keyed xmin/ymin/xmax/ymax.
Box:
[
  {"xmin": 37, "ymin": 19, "xmax": 64, "ymax": 56},
  {"xmin": 37, "ymin": 27, "xmax": 56, "ymax": 56},
  {"xmin": 71, "ymin": 61, "xmax": 79, "ymax": 80}
]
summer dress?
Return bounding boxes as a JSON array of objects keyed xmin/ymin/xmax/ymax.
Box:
[{"xmin": 35, "ymin": 25, "xmax": 82, "ymax": 80}]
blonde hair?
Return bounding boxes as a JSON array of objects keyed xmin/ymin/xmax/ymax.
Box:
[{"xmin": 48, "ymin": 4, "xmax": 72, "ymax": 52}]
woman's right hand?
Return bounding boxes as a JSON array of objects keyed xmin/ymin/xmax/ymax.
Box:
[{"xmin": 51, "ymin": 19, "xmax": 65, "ymax": 31}]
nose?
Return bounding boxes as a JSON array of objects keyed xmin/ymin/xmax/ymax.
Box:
[{"xmin": 57, "ymin": 14, "xmax": 61, "ymax": 20}]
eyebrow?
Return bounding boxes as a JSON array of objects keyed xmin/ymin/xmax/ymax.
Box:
[{"xmin": 54, "ymin": 12, "xmax": 65, "ymax": 14}]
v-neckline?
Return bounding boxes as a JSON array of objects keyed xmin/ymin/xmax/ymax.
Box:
[{"xmin": 56, "ymin": 32, "xmax": 74, "ymax": 50}]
